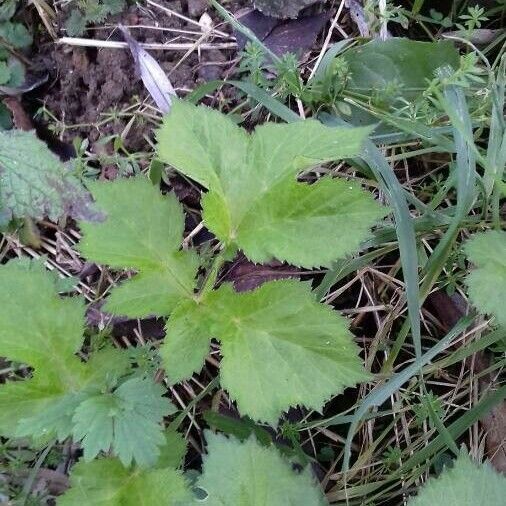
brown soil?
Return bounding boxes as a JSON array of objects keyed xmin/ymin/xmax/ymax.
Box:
[{"xmin": 32, "ymin": 1, "xmax": 248, "ymax": 151}]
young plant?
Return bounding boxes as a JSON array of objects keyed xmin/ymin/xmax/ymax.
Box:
[
  {"xmin": 78, "ymin": 99, "xmax": 386, "ymax": 424},
  {"xmin": 0, "ymin": 99, "xmax": 386, "ymax": 500}
]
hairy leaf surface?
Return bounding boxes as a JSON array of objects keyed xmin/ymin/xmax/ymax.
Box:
[
  {"xmin": 0, "ymin": 130, "xmax": 101, "ymax": 224},
  {"xmin": 408, "ymin": 452, "xmax": 506, "ymax": 505},
  {"xmin": 464, "ymin": 230, "xmax": 506, "ymax": 326},
  {"xmin": 0, "ymin": 260, "xmax": 88, "ymax": 435},
  {"xmin": 58, "ymin": 458, "xmax": 189, "ymax": 505},
  {"xmin": 197, "ymin": 433, "xmax": 327, "ymax": 505},
  {"xmin": 158, "ymin": 100, "xmax": 384, "ymax": 267},
  {"xmin": 163, "ymin": 280, "xmax": 368, "ymax": 424},
  {"xmin": 79, "ymin": 178, "xmax": 199, "ymax": 317},
  {"xmin": 72, "ymin": 377, "xmax": 176, "ymax": 467},
  {"xmin": 0, "ymin": 261, "xmax": 167, "ymax": 467}
]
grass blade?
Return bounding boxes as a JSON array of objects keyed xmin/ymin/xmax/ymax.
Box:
[{"xmin": 342, "ymin": 316, "xmax": 473, "ymax": 472}]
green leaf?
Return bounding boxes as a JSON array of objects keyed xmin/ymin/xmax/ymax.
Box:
[
  {"xmin": 0, "ymin": 260, "xmax": 88, "ymax": 435},
  {"xmin": 16, "ymin": 392, "xmax": 88, "ymax": 443},
  {"xmin": 0, "ymin": 0, "xmax": 17, "ymax": 22},
  {"xmin": 0, "ymin": 21, "xmax": 32, "ymax": 48},
  {"xmin": 0, "ymin": 204, "xmax": 178, "ymax": 475},
  {"xmin": 0, "ymin": 260, "xmax": 86, "ymax": 379},
  {"xmin": 0, "ymin": 130, "xmax": 101, "ymax": 224},
  {"xmin": 158, "ymin": 99, "xmax": 383, "ymax": 268},
  {"xmin": 0, "ymin": 61, "xmax": 11, "ymax": 85},
  {"xmin": 343, "ymin": 39, "xmax": 460, "ymax": 100},
  {"xmin": 4, "ymin": 57, "xmax": 25, "ymax": 88},
  {"xmin": 72, "ymin": 377, "xmax": 176, "ymax": 467},
  {"xmin": 58, "ymin": 458, "xmax": 190, "ymax": 506},
  {"xmin": 0, "ymin": 102, "xmax": 12, "ymax": 130},
  {"xmin": 65, "ymin": 9, "xmax": 87, "ymax": 37},
  {"xmin": 197, "ymin": 433, "xmax": 327, "ymax": 505},
  {"xmin": 79, "ymin": 178, "xmax": 199, "ymax": 317},
  {"xmin": 155, "ymin": 430, "xmax": 187, "ymax": 469},
  {"xmin": 163, "ymin": 280, "xmax": 368, "ymax": 424},
  {"xmin": 464, "ymin": 230, "xmax": 506, "ymax": 326},
  {"xmin": 408, "ymin": 452, "xmax": 506, "ymax": 505},
  {"xmin": 229, "ymin": 176, "xmax": 386, "ymax": 267},
  {"xmin": 253, "ymin": 0, "xmax": 317, "ymax": 18},
  {"xmin": 0, "ymin": 382, "xmax": 80, "ymax": 441}
]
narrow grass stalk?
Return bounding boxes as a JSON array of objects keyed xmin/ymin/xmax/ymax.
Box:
[{"xmin": 341, "ymin": 316, "xmax": 473, "ymax": 472}]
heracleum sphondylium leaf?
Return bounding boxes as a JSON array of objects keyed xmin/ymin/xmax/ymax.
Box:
[
  {"xmin": 79, "ymin": 177, "xmax": 199, "ymax": 317},
  {"xmin": 0, "ymin": 260, "xmax": 172, "ymax": 467},
  {"xmin": 58, "ymin": 458, "xmax": 190, "ymax": 506},
  {"xmin": 157, "ymin": 99, "xmax": 385, "ymax": 268},
  {"xmin": 162, "ymin": 280, "xmax": 368, "ymax": 424},
  {"xmin": 72, "ymin": 377, "xmax": 176, "ymax": 468},
  {"xmin": 408, "ymin": 452, "xmax": 506, "ymax": 506},
  {"xmin": 0, "ymin": 260, "xmax": 88, "ymax": 435},
  {"xmin": 197, "ymin": 433, "xmax": 327, "ymax": 505},
  {"xmin": 464, "ymin": 230, "xmax": 506, "ymax": 326}
]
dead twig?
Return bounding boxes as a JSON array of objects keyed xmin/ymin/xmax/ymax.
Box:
[{"xmin": 57, "ymin": 37, "xmax": 236, "ymax": 51}]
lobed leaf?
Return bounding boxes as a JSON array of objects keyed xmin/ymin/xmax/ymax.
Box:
[
  {"xmin": 58, "ymin": 457, "xmax": 189, "ymax": 506},
  {"xmin": 79, "ymin": 178, "xmax": 199, "ymax": 317},
  {"xmin": 0, "ymin": 261, "xmax": 169, "ymax": 467},
  {"xmin": 0, "ymin": 260, "xmax": 88, "ymax": 435},
  {"xmin": 408, "ymin": 451, "xmax": 506, "ymax": 506},
  {"xmin": 162, "ymin": 280, "xmax": 368, "ymax": 425},
  {"xmin": 72, "ymin": 377, "xmax": 176, "ymax": 468},
  {"xmin": 158, "ymin": 99, "xmax": 384, "ymax": 268},
  {"xmin": 0, "ymin": 21, "xmax": 32, "ymax": 48},
  {"xmin": 197, "ymin": 433, "xmax": 327, "ymax": 505},
  {"xmin": 464, "ymin": 230, "xmax": 506, "ymax": 326}
]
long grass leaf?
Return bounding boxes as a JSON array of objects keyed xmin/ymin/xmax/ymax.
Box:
[{"xmin": 341, "ymin": 316, "xmax": 473, "ymax": 472}]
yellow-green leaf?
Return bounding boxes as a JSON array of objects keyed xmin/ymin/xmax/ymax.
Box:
[
  {"xmin": 163, "ymin": 280, "xmax": 368, "ymax": 425},
  {"xmin": 464, "ymin": 230, "xmax": 506, "ymax": 326},
  {"xmin": 197, "ymin": 433, "xmax": 327, "ymax": 505},
  {"xmin": 408, "ymin": 452, "xmax": 506, "ymax": 506},
  {"xmin": 79, "ymin": 177, "xmax": 199, "ymax": 317},
  {"xmin": 158, "ymin": 99, "xmax": 384, "ymax": 268}
]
